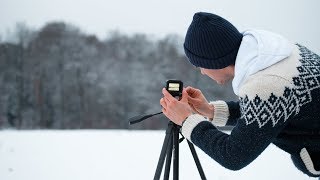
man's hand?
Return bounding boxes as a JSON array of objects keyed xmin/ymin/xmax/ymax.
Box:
[
  {"xmin": 160, "ymin": 88, "xmax": 192, "ymax": 126},
  {"xmin": 186, "ymin": 86, "xmax": 214, "ymax": 119}
]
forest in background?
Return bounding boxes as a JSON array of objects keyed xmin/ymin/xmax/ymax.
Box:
[{"xmin": 0, "ymin": 22, "xmax": 237, "ymax": 130}]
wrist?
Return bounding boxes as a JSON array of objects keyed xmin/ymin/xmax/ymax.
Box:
[
  {"xmin": 207, "ymin": 104, "xmax": 214, "ymax": 119},
  {"xmin": 181, "ymin": 117, "xmax": 187, "ymax": 127},
  {"xmin": 181, "ymin": 112, "xmax": 192, "ymax": 126}
]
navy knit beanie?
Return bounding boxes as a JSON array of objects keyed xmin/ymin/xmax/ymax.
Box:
[{"xmin": 184, "ymin": 12, "xmax": 243, "ymax": 69}]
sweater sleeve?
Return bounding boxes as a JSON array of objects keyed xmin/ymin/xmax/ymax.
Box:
[
  {"xmin": 181, "ymin": 75, "xmax": 298, "ymax": 170},
  {"xmin": 209, "ymin": 100, "xmax": 240, "ymax": 127}
]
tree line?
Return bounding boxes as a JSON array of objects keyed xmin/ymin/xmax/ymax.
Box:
[{"xmin": 0, "ymin": 22, "xmax": 237, "ymax": 129}]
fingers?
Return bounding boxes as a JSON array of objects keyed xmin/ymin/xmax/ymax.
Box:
[
  {"xmin": 162, "ymin": 88, "xmax": 176, "ymax": 102},
  {"xmin": 161, "ymin": 87, "xmax": 197, "ymax": 109},
  {"xmin": 186, "ymin": 86, "xmax": 200, "ymax": 97},
  {"xmin": 160, "ymin": 97, "xmax": 169, "ymax": 119},
  {"xmin": 186, "ymin": 86, "xmax": 196, "ymax": 92},
  {"xmin": 185, "ymin": 86, "xmax": 194, "ymax": 93},
  {"xmin": 180, "ymin": 89, "xmax": 189, "ymax": 103},
  {"xmin": 160, "ymin": 94, "xmax": 176, "ymax": 110},
  {"xmin": 160, "ymin": 98, "xmax": 167, "ymax": 109},
  {"xmin": 162, "ymin": 107, "xmax": 167, "ymax": 114},
  {"xmin": 187, "ymin": 96, "xmax": 198, "ymax": 105}
]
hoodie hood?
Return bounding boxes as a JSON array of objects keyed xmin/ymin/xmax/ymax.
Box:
[{"xmin": 232, "ymin": 29, "xmax": 293, "ymax": 95}]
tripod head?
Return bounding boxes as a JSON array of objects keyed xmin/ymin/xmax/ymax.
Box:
[{"xmin": 128, "ymin": 79, "xmax": 184, "ymax": 126}]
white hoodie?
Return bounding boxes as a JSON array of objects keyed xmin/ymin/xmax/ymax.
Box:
[{"xmin": 232, "ymin": 30, "xmax": 293, "ymax": 96}]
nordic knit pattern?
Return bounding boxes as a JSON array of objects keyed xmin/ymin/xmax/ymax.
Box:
[{"xmin": 181, "ymin": 44, "xmax": 320, "ymax": 177}]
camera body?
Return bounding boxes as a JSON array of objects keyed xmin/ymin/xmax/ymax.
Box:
[{"xmin": 166, "ymin": 80, "xmax": 183, "ymax": 97}]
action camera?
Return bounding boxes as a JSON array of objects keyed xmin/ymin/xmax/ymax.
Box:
[{"xmin": 166, "ymin": 80, "xmax": 183, "ymax": 97}]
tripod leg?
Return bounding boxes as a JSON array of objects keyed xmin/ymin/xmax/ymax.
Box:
[
  {"xmin": 187, "ymin": 140, "xmax": 207, "ymax": 180},
  {"xmin": 163, "ymin": 135, "xmax": 173, "ymax": 180},
  {"xmin": 172, "ymin": 124, "xmax": 179, "ymax": 180},
  {"xmin": 154, "ymin": 123, "xmax": 173, "ymax": 180}
]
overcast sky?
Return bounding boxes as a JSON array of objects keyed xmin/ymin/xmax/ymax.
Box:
[{"xmin": 1, "ymin": 0, "xmax": 320, "ymax": 52}]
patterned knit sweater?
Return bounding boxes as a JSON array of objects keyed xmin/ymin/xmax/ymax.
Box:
[{"xmin": 181, "ymin": 44, "xmax": 320, "ymax": 177}]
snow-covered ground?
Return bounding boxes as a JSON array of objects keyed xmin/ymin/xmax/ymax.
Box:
[{"xmin": 0, "ymin": 130, "xmax": 315, "ymax": 180}]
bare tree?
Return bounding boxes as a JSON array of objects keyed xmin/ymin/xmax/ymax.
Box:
[{"xmin": 0, "ymin": 21, "xmax": 237, "ymax": 130}]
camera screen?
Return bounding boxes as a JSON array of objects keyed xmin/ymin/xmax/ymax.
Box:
[{"xmin": 168, "ymin": 83, "xmax": 180, "ymax": 91}]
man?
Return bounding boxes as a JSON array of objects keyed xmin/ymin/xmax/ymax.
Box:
[{"xmin": 160, "ymin": 12, "xmax": 320, "ymax": 178}]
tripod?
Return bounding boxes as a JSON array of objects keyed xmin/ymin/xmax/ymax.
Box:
[
  {"xmin": 128, "ymin": 112, "xmax": 207, "ymax": 180},
  {"xmin": 153, "ymin": 121, "xmax": 207, "ymax": 180}
]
